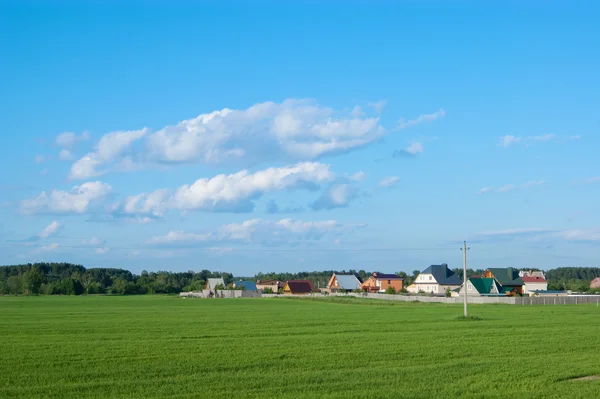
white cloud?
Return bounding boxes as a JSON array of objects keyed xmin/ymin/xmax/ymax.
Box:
[
  {"xmin": 497, "ymin": 184, "xmax": 516, "ymax": 193},
  {"xmin": 558, "ymin": 229, "xmax": 600, "ymax": 242},
  {"xmin": 83, "ymin": 236, "xmax": 105, "ymax": 246},
  {"xmin": 119, "ymin": 162, "xmax": 334, "ymax": 216},
  {"xmin": 501, "ymin": 135, "xmax": 522, "ymax": 148},
  {"xmin": 56, "ymin": 132, "xmax": 90, "ymax": 148},
  {"xmin": 64, "ymin": 100, "xmax": 442, "ymax": 178},
  {"xmin": 499, "ymin": 133, "xmax": 578, "ymax": 148},
  {"xmin": 397, "ymin": 109, "xmax": 445, "ymax": 130},
  {"xmin": 478, "ymin": 228, "xmax": 554, "ymax": 237},
  {"xmin": 59, "ymin": 149, "xmax": 75, "ymax": 161},
  {"xmin": 148, "ymin": 218, "xmax": 355, "ymax": 247},
  {"xmin": 578, "ymin": 177, "xmax": 600, "ymax": 184},
  {"xmin": 21, "ymin": 181, "xmax": 112, "ymax": 214},
  {"xmin": 146, "ymin": 99, "xmax": 384, "ymax": 165},
  {"xmin": 394, "ymin": 142, "xmax": 424, "ymax": 157},
  {"xmin": 368, "ymin": 100, "xmax": 387, "ymax": 114},
  {"xmin": 95, "ymin": 247, "xmax": 109, "ymax": 254},
  {"xmin": 39, "ymin": 243, "xmax": 59, "ymax": 252},
  {"xmin": 379, "ymin": 176, "xmax": 400, "ymax": 188},
  {"xmin": 350, "ymin": 171, "xmax": 366, "ymax": 182},
  {"xmin": 312, "ymin": 183, "xmax": 359, "ymax": 210},
  {"xmin": 523, "ymin": 180, "xmax": 546, "ymax": 188},
  {"xmin": 479, "ymin": 181, "xmax": 545, "ymax": 194},
  {"xmin": 148, "ymin": 231, "xmax": 213, "ymax": 245},
  {"xmin": 351, "ymin": 106, "xmax": 364, "ymax": 118},
  {"xmin": 39, "ymin": 221, "xmax": 63, "ymax": 239},
  {"xmin": 35, "ymin": 155, "xmax": 47, "ymax": 164},
  {"xmin": 70, "ymin": 129, "xmax": 148, "ymax": 179}
]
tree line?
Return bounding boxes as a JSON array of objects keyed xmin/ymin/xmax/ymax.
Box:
[
  {"xmin": 0, "ymin": 263, "xmax": 233, "ymax": 296},
  {"xmin": 2, "ymin": 263, "xmax": 599, "ymax": 296}
]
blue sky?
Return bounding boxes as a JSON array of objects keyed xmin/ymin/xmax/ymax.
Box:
[{"xmin": 1, "ymin": 2, "xmax": 599, "ymax": 275}]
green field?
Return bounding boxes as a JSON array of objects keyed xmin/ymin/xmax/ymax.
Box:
[{"xmin": 1, "ymin": 296, "xmax": 599, "ymax": 398}]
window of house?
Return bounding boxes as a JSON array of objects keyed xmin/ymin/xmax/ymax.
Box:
[
  {"xmin": 387, "ymin": 280, "xmax": 391, "ymax": 285},
  {"xmin": 468, "ymin": 283, "xmax": 472, "ymax": 291},
  {"xmin": 429, "ymin": 276, "xmax": 432, "ymax": 281}
]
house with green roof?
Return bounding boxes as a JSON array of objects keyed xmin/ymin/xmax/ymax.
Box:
[
  {"xmin": 458, "ymin": 277, "xmax": 503, "ymax": 297},
  {"xmin": 484, "ymin": 268, "xmax": 524, "ymax": 296}
]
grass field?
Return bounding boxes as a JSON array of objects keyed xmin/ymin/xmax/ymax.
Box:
[{"xmin": 1, "ymin": 296, "xmax": 599, "ymax": 398}]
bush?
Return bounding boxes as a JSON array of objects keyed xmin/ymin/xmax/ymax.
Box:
[
  {"xmin": 445, "ymin": 287, "xmax": 452, "ymax": 297},
  {"xmin": 263, "ymin": 287, "xmax": 274, "ymax": 294},
  {"xmin": 385, "ymin": 286, "xmax": 397, "ymax": 295}
]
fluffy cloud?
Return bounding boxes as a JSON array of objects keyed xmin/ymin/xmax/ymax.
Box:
[
  {"xmin": 20, "ymin": 181, "xmax": 112, "ymax": 214},
  {"xmin": 397, "ymin": 109, "xmax": 445, "ymax": 130},
  {"xmin": 379, "ymin": 176, "xmax": 400, "ymax": 188},
  {"xmin": 70, "ymin": 129, "xmax": 148, "ymax": 179},
  {"xmin": 39, "ymin": 221, "xmax": 63, "ymax": 239},
  {"xmin": 146, "ymin": 99, "xmax": 384, "ymax": 165},
  {"xmin": 311, "ymin": 183, "xmax": 359, "ymax": 210},
  {"xmin": 65, "ymin": 100, "xmax": 444, "ymax": 179},
  {"xmin": 393, "ymin": 142, "xmax": 424, "ymax": 157},
  {"xmin": 35, "ymin": 155, "xmax": 47, "ymax": 164},
  {"xmin": 95, "ymin": 247, "xmax": 109, "ymax": 254},
  {"xmin": 119, "ymin": 162, "xmax": 334, "ymax": 216},
  {"xmin": 148, "ymin": 218, "xmax": 356, "ymax": 247}
]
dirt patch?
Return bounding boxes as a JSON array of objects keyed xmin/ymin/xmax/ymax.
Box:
[{"xmin": 571, "ymin": 376, "xmax": 600, "ymax": 382}]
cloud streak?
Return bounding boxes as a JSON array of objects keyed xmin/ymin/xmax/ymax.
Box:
[{"xmin": 478, "ymin": 180, "xmax": 546, "ymax": 194}]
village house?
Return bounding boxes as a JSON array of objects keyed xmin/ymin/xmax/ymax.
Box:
[
  {"xmin": 283, "ymin": 280, "xmax": 315, "ymax": 295},
  {"xmin": 231, "ymin": 280, "xmax": 258, "ymax": 291},
  {"xmin": 407, "ymin": 264, "xmax": 461, "ymax": 294},
  {"xmin": 205, "ymin": 278, "xmax": 225, "ymax": 291},
  {"xmin": 361, "ymin": 272, "xmax": 403, "ymax": 293},
  {"xmin": 484, "ymin": 268, "xmax": 524, "ymax": 296},
  {"xmin": 519, "ymin": 270, "xmax": 548, "ymax": 295},
  {"xmin": 256, "ymin": 279, "xmax": 285, "ymax": 293},
  {"xmin": 590, "ymin": 278, "xmax": 600, "ymax": 289},
  {"xmin": 327, "ymin": 273, "xmax": 362, "ymax": 293},
  {"xmin": 458, "ymin": 277, "xmax": 502, "ymax": 297}
]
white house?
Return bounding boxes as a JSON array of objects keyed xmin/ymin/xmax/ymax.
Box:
[
  {"xmin": 520, "ymin": 273, "xmax": 548, "ymax": 295},
  {"xmin": 407, "ymin": 264, "xmax": 462, "ymax": 294}
]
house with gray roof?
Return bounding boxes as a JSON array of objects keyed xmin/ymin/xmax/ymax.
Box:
[
  {"xmin": 407, "ymin": 263, "xmax": 462, "ymax": 295},
  {"xmin": 327, "ymin": 273, "xmax": 362, "ymax": 293},
  {"xmin": 205, "ymin": 278, "xmax": 225, "ymax": 291}
]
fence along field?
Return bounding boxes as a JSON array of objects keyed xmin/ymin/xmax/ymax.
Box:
[{"xmin": 1, "ymin": 295, "xmax": 600, "ymax": 398}]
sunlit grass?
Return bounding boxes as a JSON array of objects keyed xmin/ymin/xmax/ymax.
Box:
[{"xmin": 1, "ymin": 296, "xmax": 599, "ymax": 398}]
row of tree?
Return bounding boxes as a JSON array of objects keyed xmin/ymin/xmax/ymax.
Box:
[
  {"xmin": 0, "ymin": 263, "xmax": 233, "ymax": 296},
  {"xmin": 2, "ymin": 263, "xmax": 600, "ymax": 296}
]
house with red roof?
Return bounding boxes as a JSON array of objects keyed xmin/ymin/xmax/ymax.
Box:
[
  {"xmin": 519, "ymin": 270, "xmax": 548, "ymax": 295},
  {"xmin": 360, "ymin": 272, "xmax": 404, "ymax": 293}
]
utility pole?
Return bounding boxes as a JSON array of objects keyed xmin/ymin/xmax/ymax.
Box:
[{"xmin": 461, "ymin": 241, "xmax": 470, "ymax": 317}]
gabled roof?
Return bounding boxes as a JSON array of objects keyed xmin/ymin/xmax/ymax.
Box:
[
  {"xmin": 232, "ymin": 280, "xmax": 257, "ymax": 290},
  {"xmin": 421, "ymin": 264, "xmax": 461, "ymax": 285},
  {"xmin": 487, "ymin": 268, "xmax": 524, "ymax": 286},
  {"xmin": 469, "ymin": 278, "xmax": 497, "ymax": 294},
  {"xmin": 331, "ymin": 274, "xmax": 362, "ymax": 290},
  {"xmin": 285, "ymin": 280, "xmax": 315, "ymax": 293},
  {"xmin": 373, "ymin": 273, "xmax": 403, "ymax": 280},
  {"xmin": 206, "ymin": 278, "xmax": 225, "ymax": 290},
  {"xmin": 521, "ymin": 276, "xmax": 547, "ymax": 284}
]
